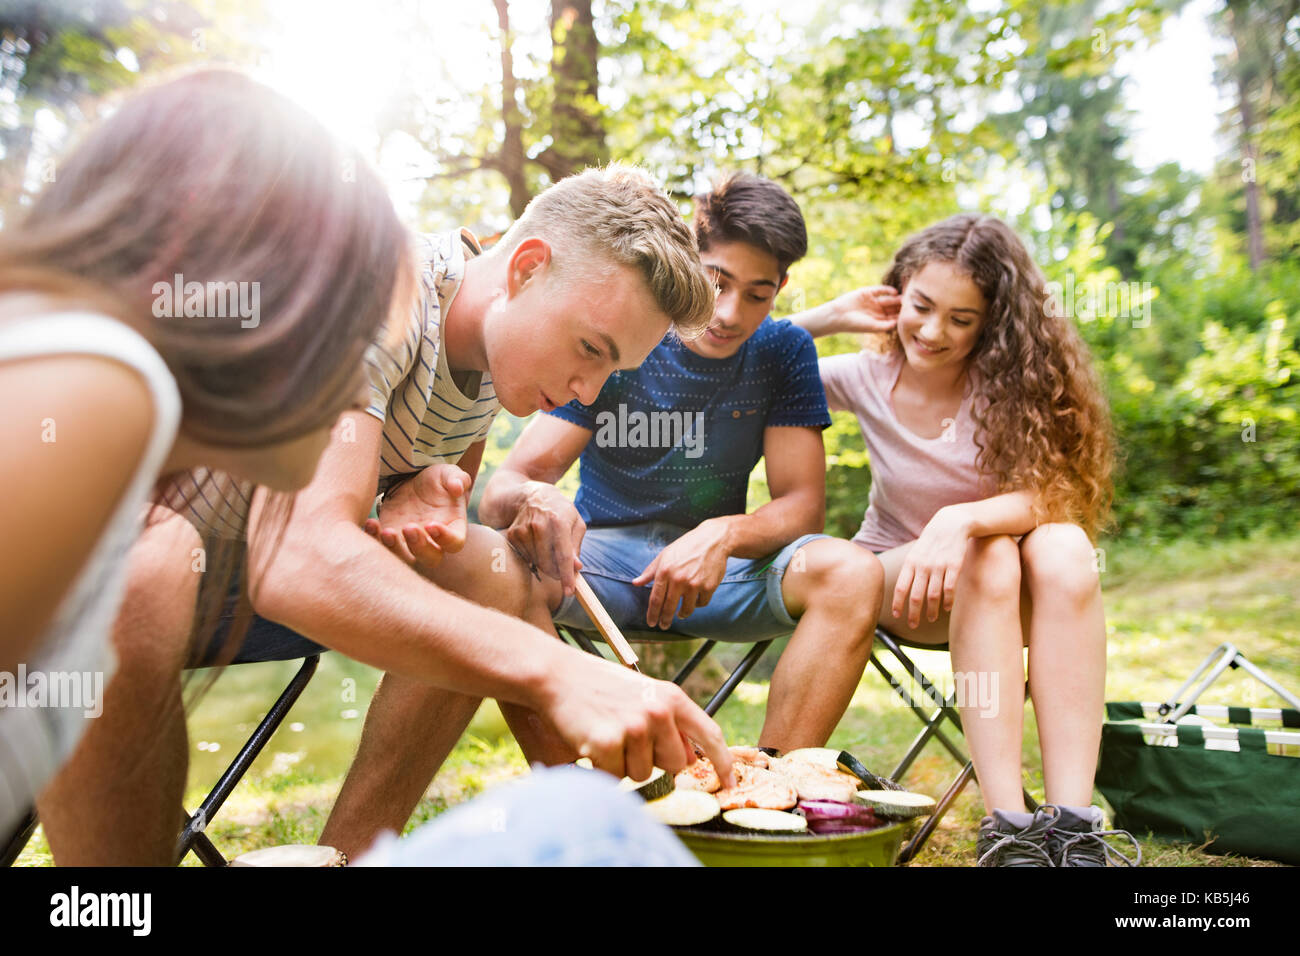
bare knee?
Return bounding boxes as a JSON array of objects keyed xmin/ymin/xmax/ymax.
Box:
[
  {"xmin": 785, "ymin": 539, "xmax": 884, "ymax": 626},
  {"xmin": 1020, "ymin": 523, "xmax": 1099, "ymax": 608},
  {"xmin": 115, "ymin": 512, "xmax": 202, "ymax": 668},
  {"xmin": 427, "ymin": 525, "xmax": 539, "ymax": 618},
  {"xmin": 961, "ymin": 534, "xmax": 1021, "ymax": 604}
]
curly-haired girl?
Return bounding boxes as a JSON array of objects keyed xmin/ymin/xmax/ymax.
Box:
[{"xmin": 793, "ymin": 213, "xmax": 1138, "ymax": 866}]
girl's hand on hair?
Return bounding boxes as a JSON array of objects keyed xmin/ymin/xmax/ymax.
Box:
[
  {"xmin": 892, "ymin": 505, "xmax": 975, "ymax": 628},
  {"xmin": 828, "ymin": 285, "xmax": 901, "ymax": 335},
  {"xmin": 364, "ymin": 463, "xmax": 470, "ymax": 573}
]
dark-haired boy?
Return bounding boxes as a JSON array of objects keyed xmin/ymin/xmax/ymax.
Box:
[{"xmin": 474, "ymin": 173, "xmax": 886, "ymax": 751}]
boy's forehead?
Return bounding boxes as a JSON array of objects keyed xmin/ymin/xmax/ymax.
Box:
[
  {"xmin": 700, "ymin": 240, "xmax": 782, "ymax": 286},
  {"xmin": 581, "ymin": 267, "xmax": 673, "ymax": 364}
]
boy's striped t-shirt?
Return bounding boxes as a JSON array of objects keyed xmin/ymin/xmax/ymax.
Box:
[
  {"xmin": 364, "ymin": 228, "xmax": 501, "ymax": 494},
  {"xmin": 170, "ymin": 229, "xmax": 500, "ymax": 537}
]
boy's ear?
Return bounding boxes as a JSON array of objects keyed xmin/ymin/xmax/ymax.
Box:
[
  {"xmin": 777, "ymin": 274, "xmax": 790, "ymax": 295},
  {"xmin": 506, "ymin": 238, "xmax": 552, "ymax": 297}
]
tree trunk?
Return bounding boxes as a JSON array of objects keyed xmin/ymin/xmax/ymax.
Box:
[
  {"xmin": 493, "ymin": 0, "xmax": 532, "ymax": 217},
  {"xmin": 1237, "ymin": 82, "xmax": 1265, "ymax": 271},
  {"xmin": 542, "ymin": 1, "xmax": 607, "ymax": 179},
  {"xmin": 1227, "ymin": 0, "xmax": 1266, "ymax": 271}
]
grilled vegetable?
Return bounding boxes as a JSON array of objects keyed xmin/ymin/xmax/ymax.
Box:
[
  {"xmin": 804, "ymin": 819, "xmax": 883, "ymax": 836},
  {"xmin": 795, "ymin": 799, "xmax": 882, "ymax": 834},
  {"xmin": 644, "ymin": 789, "xmax": 721, "ymax": 827},
  {"xmin": 617, "ymin": 767, "xmax": 674, "ymax": 801},
  {"xmin": 854, "ymin": 789, "xmax": 937, "ymax": 819},
  {"xmin": 721, "ymin": 809, "xmax": 809, "ymax": 834},
  {"xmin": 836, "ymin": 751, "xmax": 904, "ymax": 791}
]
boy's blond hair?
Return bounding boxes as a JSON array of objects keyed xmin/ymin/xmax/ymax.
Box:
[{"xmin": 494, "ymin": 165, "xmax": 713, "ymax": 338}]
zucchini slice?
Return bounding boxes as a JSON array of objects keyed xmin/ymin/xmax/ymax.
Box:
[
  {"xmin": 617, "ymin": 767, "xmax": 674, "ymax": 801},
  {"xmin": 644, "ymin": 789, "xmax": 721, "ymax": 827},
  {"xmin": 721, "ymin": 809, "xmax": 809, "ymax": 834},
  {"xmin": 853, "ymin": 789, "xmax": 937, "ymax": 819}
]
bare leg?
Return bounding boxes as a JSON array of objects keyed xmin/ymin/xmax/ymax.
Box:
[
  {"xmin": 947, "ymin": 536, "xmax": 1028, "ymax": 813},
  {"xmin": 319, "ymin": 526, "xmax": 565, "ymax": 858},
  {"xmin": 876, "ymin": 537, "xmax": 1030, "ymax": 814},
  {"xmin": 37, "ymin": 512, "xmax": 200, "ymax": 865},
  {"xmin": 1019, "ymin": 524, "xmax": 1106, "ymax": 807},
  {"xmin": 318, "ymin": 671, "xmax": 483, "ymax": 858},
  {"xmin": 765, "ymin": 538, "xmax": 883, "ymax": 750}
]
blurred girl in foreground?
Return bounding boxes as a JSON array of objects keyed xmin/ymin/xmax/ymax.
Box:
[{"xmin": 0, "ymin": 68, "xmax": 410, "ymax": 842}]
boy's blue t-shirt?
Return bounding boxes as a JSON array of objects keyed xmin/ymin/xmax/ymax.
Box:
[{"xmin": 546, "ymin": 316, "xmax": 831, "ymax": 528}]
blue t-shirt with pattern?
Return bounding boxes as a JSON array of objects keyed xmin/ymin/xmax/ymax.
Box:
[{"xmin": 547, "ymin": 317, "xmax": 831, "ymax": 528}]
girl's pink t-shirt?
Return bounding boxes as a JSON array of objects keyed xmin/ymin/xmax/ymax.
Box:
[{"xmin": 820, "ymin": 349, "xmax": 994, "ymax": 551}]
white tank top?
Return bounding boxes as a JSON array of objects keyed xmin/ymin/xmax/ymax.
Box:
[{"xmin": 0, "ymin": 312, "xmax": 181, "ymax": 838}]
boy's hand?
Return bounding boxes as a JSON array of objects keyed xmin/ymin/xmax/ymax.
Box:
[
  {"xmin": 364, "ymin": 463, "xmax": 470, "ymax": 573},
  {"xmin": 504, "ymin": 481, "xmax": 586, "ymax": 595},
  {"xmin": 633, "ymin": 519, "xmax": 731, "ymax": 629},
  {"xmin": 540, "ymin": 651, "xmax": 735, "ymax": 787}
]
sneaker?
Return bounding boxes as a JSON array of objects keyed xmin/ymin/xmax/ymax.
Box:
[
  {"xmin": 976, "ymin": 806, "xmax": 1058, "ymax": 867},
  {"xmin": 1046, "ymin": 804, "xmax": 1142, "ymax": 867}
]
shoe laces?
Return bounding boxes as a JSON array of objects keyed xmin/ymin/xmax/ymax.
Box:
[
  {"xmin": 1055, "ymin": 825, "xmax": 1143, "ymax": 867},
  {"xmin": 977, "ymin": 812, "xmax": 1057, "ymax": 867}
]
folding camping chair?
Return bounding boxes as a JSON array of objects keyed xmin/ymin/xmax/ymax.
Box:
[
  {"xmin": 869, "ymin": 625, "xmax": 1037, "ymax": 863},
  {"xmin": 556, "ymin": 623, "xmax": 774, "ymax": 717},
  {"xmin": 1, "ymin": 645, "xmax": 322, "ymax": 867},
  {"xmin": 174, "ymin": 652, "xmax": 321, "ymax": 865}
]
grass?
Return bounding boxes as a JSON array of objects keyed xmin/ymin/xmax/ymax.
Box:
[{"xmin": 16, "ymin": 531, "xmax": 1300, "ymax": 867}]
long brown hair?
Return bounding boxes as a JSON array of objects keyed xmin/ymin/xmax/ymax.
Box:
[
  {"xmin": 0, "ymin": 69, "xmax": 412, "ymax": 682},
  {"xmin": 880, "ymin": 214, "xmax": 1115, "ymax": 538}
]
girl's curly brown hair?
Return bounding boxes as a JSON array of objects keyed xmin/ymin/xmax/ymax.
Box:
[{"xmin": 879, "ymin": 214, "xmax": 1115, "ymax": 539}]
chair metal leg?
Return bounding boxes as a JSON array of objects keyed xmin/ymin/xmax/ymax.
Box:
[
  {"xmin": 872, "ymin": 629, "xmax": 1042, "ymax": 863},
  {"xmin": 1, "ymin": 808, "xmax": 38, "ymax": 867},
  {"xmin": 869, "ymin": 653, "xmax": 970, "ymax": 777},
  {"xmin": 672, "ymin": 640, "xmax": 717, "ymax": 686},
  {"xmin": 898, "ymin": 760, "xmax": 976, "ymax": 863},
  {"xmin": 702, "ymin": 641, "xmax": 772, "ymax": 716},
  {"xmin": 176, "ymin": 654, "xmax": 320, "ymax": 865},
  {"xmin": 560, "ymin": 625, "xmax": 606, "ymax": 659}
]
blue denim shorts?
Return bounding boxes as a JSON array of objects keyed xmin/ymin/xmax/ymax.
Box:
[{"xmin": 553, "ymin": 522, "xmax": 831, "ymax": 642}]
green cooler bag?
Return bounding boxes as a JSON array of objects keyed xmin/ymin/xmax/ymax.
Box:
[{"xmin": 1096, "ymin": 702, "xmax": 1300, "ymax": 864}]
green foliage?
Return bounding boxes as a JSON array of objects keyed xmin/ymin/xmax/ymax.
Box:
[
  {"xmin": 9, "ymin": 0, "xmax": 1298, "ymax": 545},
  {"xmin": 1107, "ymin": 295, "xmax": 1300, "ymax": 541}
]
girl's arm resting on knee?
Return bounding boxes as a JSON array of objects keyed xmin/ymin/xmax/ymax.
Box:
[
  {"xmin": 948, "ymin": 490, "xmax": 1039, "ymax": 539},
  {"xmin": 893, "ymin": 491, "xmax": 1039, "ymax": 626}
]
